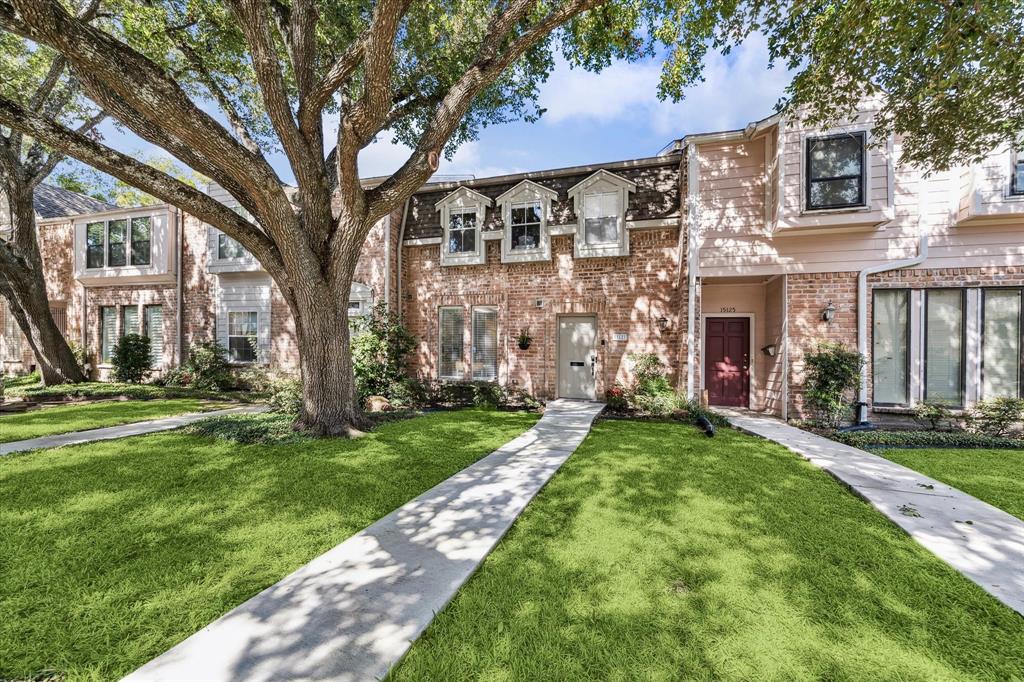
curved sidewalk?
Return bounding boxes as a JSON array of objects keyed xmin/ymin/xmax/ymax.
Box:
[
  {"xmin": 0, "ymin": 405, "xmax": 267, "ymax": 455},
  {"xmin": 122, "ymin": 399, "xmax": 605, "ymax": 682},
  {"xmin": 721, "ymin": 409, "xmax": 1024, "ymax": 617}
]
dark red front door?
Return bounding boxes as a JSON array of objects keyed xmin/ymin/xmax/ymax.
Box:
[{"xmin": 705, "ymin": 317, "xmax": 750, "ymax": 408}]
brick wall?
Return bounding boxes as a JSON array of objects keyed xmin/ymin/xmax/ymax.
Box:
[{"xmin": 400, "ymin": 226, "xmax": 684, "ymax": 398}]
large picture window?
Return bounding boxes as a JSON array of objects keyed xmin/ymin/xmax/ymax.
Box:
[
  {"xmin": 805, "ymin": 132, "xmax": 866, "ymax": 210},
  {"xmin": 983, "ymin": 289, "xmax": 1022, "ymax": 398},
  {"xmin": 227, "ymin": 311, "xmax": 258, "ymax": 363},
  {"xmin": 472, "ymin": 307, "xmax": 498, "ymax": 381},
  {"xmin": 872, "ymin": 290, "xmax": 909, "ymax": 405},
  {"xmin": 509, "ymin": 202, "xmax": 541, "ymax": 251},
  {"xmin": 925, "ymin": 289, "xmax": 965, "ymax": 405},
  {"xmin": 439, "ymin": 307, "xmax": 464, "ymax": 379},
  {"xmin": 583, "ymin": 191, "xmax": 620, "ymax": 245},
  {"xmin": 447, "ymin": 208, "xmax": 478, "ymax": 254}
]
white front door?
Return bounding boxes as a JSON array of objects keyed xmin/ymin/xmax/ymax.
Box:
[{"xmin": 558, "ymin": 315, "xmax": 597, "ymax": 400}]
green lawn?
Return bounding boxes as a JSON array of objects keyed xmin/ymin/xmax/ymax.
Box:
[
  {"xmin": 5, "ymin": 380, "xmax": 256, "ymax": 402},
  {"xmin": 0, "ymin": 399, "xmax": 224, "ymax": 443},
  {"xmin": 391, "ymin": 421, "xmax": 1024, "ymax": 681},
  {"xmin": 881, "ymin": 448, "xmax": 1024, "ymax": 521},
  {"xmin": 0, "ymin": 409, "xmax": 537, "ymax": 681}
]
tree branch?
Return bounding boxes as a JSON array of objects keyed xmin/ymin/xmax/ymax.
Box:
[
  {"xmin": 0, "ymin": 94, "xmax": 285, "ymax": 275},
  {"xmin": 300, "ymin": 39, "xmax": 364, "ymax": 134}
]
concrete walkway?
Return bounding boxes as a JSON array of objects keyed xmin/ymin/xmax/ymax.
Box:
[
  {"xmin": 0, "ymin": 405, "xmax": 267, "ymax": 455},
  {"xmin": 122, "ymin": 399, "xmax": 605, "ymax": 682},
  {"xmin": 720, "ymin": 409, "xmax": 1024, "ymax": 617}
]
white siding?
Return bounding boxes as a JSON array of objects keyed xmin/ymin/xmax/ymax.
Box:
[{"xmin": 215, "ymin": 273, "xmax": 272, "ymax": 363}]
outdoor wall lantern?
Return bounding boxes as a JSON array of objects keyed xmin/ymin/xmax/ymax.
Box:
[
  {"xmin": 821, "ymin": 301, "xmax": 837, "ymax": 322},
  {"xmin": 761, "ymin": 344, "xmax": 777, "ymax": 357},
  {"xmin": 657, "ymin": 317, "xmax": 670, "ymax": 331}
]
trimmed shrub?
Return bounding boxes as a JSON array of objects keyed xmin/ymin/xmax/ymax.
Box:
[
  {"xmin": 832, "ymin": 429, "xmax": 1024, "ymax": 450},
  {"xmin": 968, "ymin": 397, "xmax": 1024, "ymax": 437},
  {"xmin": 803, "ymin": 342, "xmax": 864, "ymax": 428},
  {"xmin": 267, "ymin": 377, "xmax": 303, "ymax": 414},
  {"xmin": 605, "ymin": 384, "xmax": 628, "ymax": 412},
  {"xmin": 181, "ymin": 341, "xmax": 233, "ymax": 391},
  {"xmin": 387, "ymin": 377, "xmax": 430, "ymax": 408},
  {"xmin": 111, "ymin": 333, "xmax": 151, "ymax": 383},
  {"xmin": 914, "ymin": 401, "xmax": 959, "ymax": 431},
  {"xmin": 351, "ymin": 302, "xmax": 415, "ymax": 403}
]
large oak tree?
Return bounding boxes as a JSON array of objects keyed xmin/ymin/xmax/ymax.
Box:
[{"xmin": 0, "ymin": 0, "xmax": 104, "ymax": 385}]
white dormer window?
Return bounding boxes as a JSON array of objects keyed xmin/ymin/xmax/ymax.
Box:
[
  {"xmin": 437, "ymin": 187, "xmax": 491, "ymax": 266},
  {"xmin": 497, "ymin": 179, "xmax": 557, "ymax": 263},
  {"xmin": 568, "ymin": 170, "xmax": 635, "ymax": 258}
]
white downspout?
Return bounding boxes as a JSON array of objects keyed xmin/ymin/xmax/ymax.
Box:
[
  {"xmin": 685, "ymin": 143, "xmax": 700, "ymax": 400},
  {"xmin": 855, "ymin": 169, "xmax": 930, "ymax": 423},
  {"xmin": 396, "ymin": 198, "xmax": 410, "ymax": 316}
]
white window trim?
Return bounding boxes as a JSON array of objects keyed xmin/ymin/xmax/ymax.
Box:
[
  {"xmin": 436, "ymin": 187, "xmax": 491, "ymax": 266},
  {"xmin": 84, "ymin": 215, "xmax": 156, "ymax": 271},
  {"xmin": 348, "ymin": 281, "xmax": 373, "ymax": 318},
  {"xmin": 799, "ymin": 125, "xmax": 876, "ymax": 215},
  {"xmin": 226, "ymin": 309, "xmax": 261, "ymax": 365},
  {"xmin": 568, "ymin": 169, "xmax": 635, "ymax": 258},
  {"xmin": 1006, "ymin": 148, "xmax": 1024, "ymax": 201},
  {"xmin": 438, "ymin": 305, "xmax": 465, "ymax": 380},
  {"xmin": 471, "ymin": 305, "xmax": 499, "ymax": 383},
  {"xmin": 496, "ymin": 179, "xmax": 557, "ymax": 264}
]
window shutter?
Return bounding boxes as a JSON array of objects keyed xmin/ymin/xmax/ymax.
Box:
[
  {"xmin": 101, "ymin": 307, "xmax": 117, "ymax": 362},
  {"xmin": 472, "ymin": 308, "xmax": 498, "ymax": 381},
  {"xmin": 145, "ymin": 305, "xmax": 164, "ymax": 367},
  {"xmin": 983, "ymin": 290, "xmax": 1021, "ymax": 398},
  {"xmin": 439, "ymin": 307, "xmax": 464, "ymax": 379},
  {"xmin": 122, "ymin": 306, "xmax": 140, "ymax": 336},
  {"xmin": 872, "ymin": 290, "xmax": 909, "ymax": 404},
  {"xmin": 925, "ymin": 290, "xmax": 964, "ymax": 404}
]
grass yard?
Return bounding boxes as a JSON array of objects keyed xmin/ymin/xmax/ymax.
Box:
[
  {"xmin": 881, "ymin": 447, "xmax": 1024, "ymax": 521},
  {"xmin": 0, "ymin": 408, "xmax": 537, "ymax": 681},
  {"xmin": 0, "ymin": 399, "xmax": 226, "ymax": 443},
  {"xmin": 391, "ymin": 420, "xmax": 1024, "ymax": 681}
]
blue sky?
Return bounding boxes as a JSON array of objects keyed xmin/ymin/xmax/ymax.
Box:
[{"xmin": 94, "ymin": 33, "xmax": 791, "ymax": 185}]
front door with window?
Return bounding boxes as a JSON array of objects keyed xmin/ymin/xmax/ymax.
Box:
[
  {"xmin": 705, "ymin": 317, "xmax": 750, "ymax": 408},
  {"xmin": 558, "ymin": 315, "xmax": 597, "ymax": 400}
]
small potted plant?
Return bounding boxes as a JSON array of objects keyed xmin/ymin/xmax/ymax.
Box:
[{"xmin": 517, "ymin": 328, "xmax": 532, "ymax": 351}]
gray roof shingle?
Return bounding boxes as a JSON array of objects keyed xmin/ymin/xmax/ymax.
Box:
[{"xmin": 33, "ymin": 183, "xmax": 117, "ymax": 219}]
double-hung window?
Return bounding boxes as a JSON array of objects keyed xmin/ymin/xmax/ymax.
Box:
[
  {"xmin": 218, "ymin": 233, "xmax": 246, "ymax": 260},
  {"xmin": 447, "ymin": 208, "xmax": 478, "ymax": 254},
  {"xmin": 982, "ymin": 289, "xmax": 1022, "ymax": 398},
  {"xmin": 86, "ymin": 216, "xmax": 153, "ymax": 268},
  {"xmin": 227, "ymin": 311, "xmax": 258, "ymax": 363},
  {"xmin": 510, "ymin": 202, "xmax": 542, "ymax": 251},
  {"xmin": 583, "ymin": 192, "xmax": 620, "ymax": 245},
  {"xmin": 924, "ymin": 289, "xmax": 965, "ymax": 405},
  {"xmin": 872, "ymin": 290, "xmax": 910, "ymax": 405},
  {"xmin": 100, "ymin": 306, "xmax": 117, "ymax": 363},
  {"xmin": 805, "ymin": 132, "xmax": 866, "ymax": 210},
  {"xmin": 471, "ymin": 308, "xmax": 498, "ymax": 381},
  {"xmin": 439, "ymin": 307, "xmax": 464, "ymax": 379}
]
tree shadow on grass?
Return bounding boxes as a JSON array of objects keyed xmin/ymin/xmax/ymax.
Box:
[
  {"xmin": 390, "ymin": 421, "xmax": 1024, "ymax": 681},
  {"xmin": 0, "ymin": 409, "xmax": 537, "ymax": 681}
]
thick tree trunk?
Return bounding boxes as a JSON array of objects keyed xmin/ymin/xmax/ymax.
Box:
[{"xmin": 0, "ymin": 188, "xmax": 86, "ymax": 385}]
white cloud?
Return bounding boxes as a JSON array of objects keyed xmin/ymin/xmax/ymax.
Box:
[{"xmin": 539, "ymin": 32, "xmax": 791, "ymax": 138}]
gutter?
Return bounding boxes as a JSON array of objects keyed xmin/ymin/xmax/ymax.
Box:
[
  {"xmin": 685, "ymin": 143, "xmax": 700, "ymax": 400},
  {"xmin": 395, "ymin": 198, "xmax": 411, "ymax": 315},
  {"xmin": 176, "ymin": 208, "xmax": 184, "ymax": 366},
  {"xmin": 855, "ymin": 174, "xmax": 930, "ymax": 423}
]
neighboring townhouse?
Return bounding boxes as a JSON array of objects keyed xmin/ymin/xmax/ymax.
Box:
[
  {"xmin": 0, "ymin": 184, "xmax": 115, "ymax": 374},
  {"xmin": 5, "ymin": 104, "xmax": 1024, "ymax": 425}
]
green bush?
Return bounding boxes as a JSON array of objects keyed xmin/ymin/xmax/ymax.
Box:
[
  {"xmin": 622, "ymin": 352, "xmax": 678, "ymax": 416},
  {"xmin": 351, "ymin": 302, "xmax": 415, "ymax": 402},
  {"xmin": 803, "ymin": 342, "xmax": 864, "ymax": 428},
  {"xmin": 184, "ymin": 413, "xmax": 307, "ymax": 445},
  {"xmin": 111, "ymin": 333, "xmax": 152, "ymax": 383},
  {"xmin": 676, "ymin": 398, "xmax": 730, "ymax": 428},
  {"xmin": 914, "ymin": 401, "xmax": 960, "ymax": 431},
  {"xmin": 387, "ymin": 377, "xmax": 430, "ymax": 408},
  {"xmin": 831, "ymin": 429, "xmax": 1023, "ymax": 450},
  {"xmin": 179, "ymin": 341, "xmax": 233, "ymax": 391},
  {"xmin": 968, "ymin": 397, "xmax": 1024, "ymax": 437},
  {"xmin": 605, "ymin": 383, "xmax": 628, "ymax": 412},
  {"xmin": 268, "ymin": 377, "xmax": 303, "ymax": 414}
]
